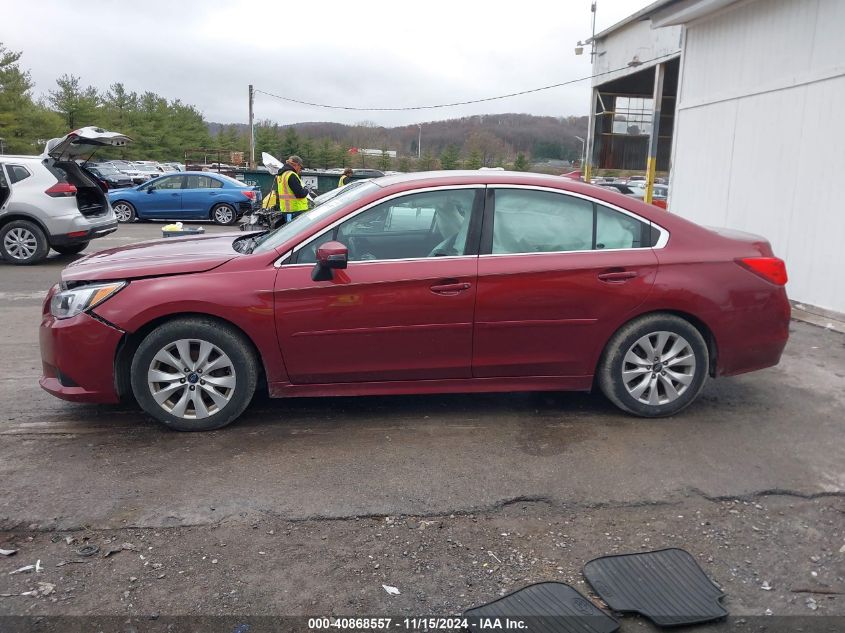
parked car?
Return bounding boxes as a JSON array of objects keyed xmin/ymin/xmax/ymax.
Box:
[
  {"xmin": 82, "ymin": 163, "xmax": 134, "ymax": 189},
  {"xmin": 40, "ymin": 171, "xmax": 790, "ymax": 430},
  {"xmin": 627, "ymin": 182, "xmax": 669, "ymax": 209},
  {"xmin": 132, "ymin": 162, "xmax": 165, "ymax": 178},
  {"xmin": 597, "ymin": 183, "xmax": 636, "ymax": 195},
  {"xmin": 0, "ymin": 127, "xmax": 127, "ymax": 264},
  {"xmin": 108, "ymin": 171, "xmax": 261, "ymax": 224},
  {"xmin": 104, "ymin": 160, "xmax": 148, "ymax": 184}
]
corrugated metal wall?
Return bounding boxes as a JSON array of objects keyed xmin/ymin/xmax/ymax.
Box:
[{"xmin": 671, "ymin": 0, "xmax": 845, "ymax": 313}]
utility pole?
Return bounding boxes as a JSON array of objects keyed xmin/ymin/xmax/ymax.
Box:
[
  {"xmin": 417, "ymin": 125, "xmax": 422, "ymax": 159},
  {"xmin": 248, "ymin": 84, "xmax": 255, "ymax": 169}
]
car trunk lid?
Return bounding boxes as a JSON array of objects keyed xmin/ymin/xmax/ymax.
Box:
[{"xmin": 43, "ymin": 127, "xmax": 132, "ymax": 162}]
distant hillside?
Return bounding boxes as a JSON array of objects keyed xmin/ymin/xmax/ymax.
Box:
[{"xmin": 208, "ymin": 114, "xmax": 588, "ymax": 167}]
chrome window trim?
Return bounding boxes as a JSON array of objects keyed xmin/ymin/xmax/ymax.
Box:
[
  {"xmin": 274, "ymin": 182, "xmax": 669, "ymax": 267},
  {"xmin": 282, "ymin": 184, "xmax": 484, "ymax": 265},
  {"xmin": 489, "ymin": 184, "xmax": 670, "ymax": 250}
]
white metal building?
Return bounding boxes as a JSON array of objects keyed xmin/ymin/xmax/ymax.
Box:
[{"xmin": 586, "ymin": 0, "xmax": 845, "ymax": 315}]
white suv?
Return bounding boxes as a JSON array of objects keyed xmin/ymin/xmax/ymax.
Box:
[{"xmin": 0, "ymin": 127, "xmax": 129, "ymax": 265}]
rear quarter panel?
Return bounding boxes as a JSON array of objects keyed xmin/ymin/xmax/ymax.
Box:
[{"xmin": 643, "ymin": 232, "xmax": 790, "ymax": 376}]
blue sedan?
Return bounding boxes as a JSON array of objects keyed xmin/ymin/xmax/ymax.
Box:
[{"xmin": 108, "ymin": 172, "xmax": 261, "ymax": 225}]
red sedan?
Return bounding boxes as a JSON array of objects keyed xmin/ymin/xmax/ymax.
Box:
[{"xmin": 40, "ymin": 171, "xmax": 790, "ymax": 431}]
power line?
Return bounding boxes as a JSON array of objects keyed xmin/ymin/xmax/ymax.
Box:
[{"xmin": 254, "ymin": 52, "xmax": 676, "ymax": 112}]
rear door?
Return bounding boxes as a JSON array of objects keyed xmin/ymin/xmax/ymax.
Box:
[
  {"xmin": 473, "ymin": 186, "xmax": 661, "ymax": 378},
  {"xmin": 182, "ymin": 174, "xmax": 224, "ymax": 217}
]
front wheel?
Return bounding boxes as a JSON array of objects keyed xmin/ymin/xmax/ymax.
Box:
[
  {"xmin": 598, "ymin": 314, "xmax": 709, "ymax": 417},
  {"xmin": 113, "ymin": 201, "xmax": 136, "ymax": 223},
  {"xmin": 52, "ymin": 242, "xmax": 90, "ymax": 256},
  {"xmin": 211, "ymin": 203, "xmax": 237, "ymax": 225},
  {"xmin": 130, "ymin": 318, "xmax": 258, "ymax": 431}
]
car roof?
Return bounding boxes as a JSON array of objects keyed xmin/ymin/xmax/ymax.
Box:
[{"xmin": 0, "ymin": 155, "xmax": 45, "ymax": 162}]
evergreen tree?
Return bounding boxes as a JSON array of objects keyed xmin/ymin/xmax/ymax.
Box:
[
  {"xmin": 48, "ymin": 74, "xmax": 100, "ymax": 129},
  {"xmin": 280, "ymin": 127, "xmax": 300, "ymax": 159},
  {"xmin": 417, "ymin": 150, "xmax": 435, "ymax": 171},
  {"xmin": 465, "ymin": 149, "xmax": 482, "ymax": 170},
  {"xmin": 513, "ymin": 152, "xmax": 529, "ymax": 171},
  {"xmin": 0, "ymin": 43, "xmax": 63, "ymax": 154},
  {"xmin": 440, "ymin": 144, "xmax": 460, "ymax": 170},
  {"xmin": 378, "ymin": 149, "xmax": 391, "ymax": 171}
]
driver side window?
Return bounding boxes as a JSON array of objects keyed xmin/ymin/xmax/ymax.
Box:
[
  {"xmin": 297, "ymin": 189, "xmax": 477, "ymax": 264},
  {"xmin": 151, "ymin": 176, "xmax": 184, "ymax": 190}
]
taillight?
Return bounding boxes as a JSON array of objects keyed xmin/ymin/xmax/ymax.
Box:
[
  {"xmin": 45, "ymin": 182, "xmax": 77, "ymax": 197},
  {"xmin": 737, "ymin": 257, "xmax": 788, "ymax": 285},
  {"xmin": 241, "ymin": 190, "xmax": 256, "ymax": 200}
]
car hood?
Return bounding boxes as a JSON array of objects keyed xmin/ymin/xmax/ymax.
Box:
[{"xmin": 62, "ymin": 233, "xmax": 241, "ymax": 283}]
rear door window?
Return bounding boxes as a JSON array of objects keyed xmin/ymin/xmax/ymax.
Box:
[
  {"xmin": 490, "ymin": 188, "xmax": 658, "ymax": 254},
  {"xmin": 6, "ymin": 164, "xmax": 31, "ymax": 184},
  {"xmin": 185, "ymin": 175, "xmax": 224, "ymax": 189}
]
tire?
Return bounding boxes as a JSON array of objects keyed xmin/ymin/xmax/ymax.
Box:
[
  {"xmin": 0, "ymin": 220, "xmax": 50, "ymax": 265},
  {"xmin": 130, "ymin": 318, "xmax": 258, "ymax": 431},
  {"xmin": 52, "ymin": 241, "xmax": 89, "ymax": 256},
  {"xmin": 598, "ymin": 313, "xmax": 709, "ymax": 417},
  {"xmin": 113, "ymin": 201, "xmax": 136, "ymax": 223},
  {"xmin": 211, "ymin": 203, "xmax": 237, "ymax": 225}
]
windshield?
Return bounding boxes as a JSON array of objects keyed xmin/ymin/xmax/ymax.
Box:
[
  {"xmin": 251, "ymin": 181, "xmax": 380, "ymax": 255},
  {"xmin": 312, "ymin": 179, "xmax": 370, "ymax": 206}
]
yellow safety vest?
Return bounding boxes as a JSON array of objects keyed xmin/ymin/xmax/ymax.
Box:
[
  {"xmin": 338, "ymin": 175, "xmax": 348, "ymax": 188},
  {"xmin": 277, "ymin": 171, "xmax": 309, "ymax": 213}
]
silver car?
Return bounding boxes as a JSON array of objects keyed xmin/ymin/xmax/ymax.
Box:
[{"xmin": 0, "ymin": 127, "xmax": 129, "ymax": 265}]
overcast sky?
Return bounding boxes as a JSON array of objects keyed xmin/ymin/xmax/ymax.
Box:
[{"xmin": 5, "ymin": 0, "xmax": 651, "ymax": 128}]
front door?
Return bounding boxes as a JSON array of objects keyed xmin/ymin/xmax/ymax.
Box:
[
  {"xmin": 142, "ymin": 175, "xmax": 183, "ymax": 217},
  {"xmin": 274, "ymin": 187, "xmax": 483, "ymax": 384},
  {"xmin": 473, "ymin": 187, "xmax": 660, "ymax": 378}
]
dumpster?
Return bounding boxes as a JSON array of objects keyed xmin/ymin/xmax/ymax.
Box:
[{"xmin": 233, "ymin": 169, "xmax": 381, "ymax": 197}]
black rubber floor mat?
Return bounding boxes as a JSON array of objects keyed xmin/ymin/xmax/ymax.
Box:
[
  {"xmin": 583, "ymin": 548, "xmax": 727, "ymax": 627},
  {"xmin": 464, "ymin": 582, "xmax": 619, "ymax": 633}
]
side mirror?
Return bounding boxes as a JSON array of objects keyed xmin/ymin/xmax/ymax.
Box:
[
  {"xmin": 312, "ymin": 241, "xmax": 348, "ymax": 281},
  {"xmin": 146, "ymin": 186, "xmax": 155, "ymax": 193}
]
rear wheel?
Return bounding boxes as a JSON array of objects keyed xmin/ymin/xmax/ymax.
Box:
[
  {"xmin": 0, "ymin": 220, "xmax": 49, "ymax": 265},
  {"xmin": 598, "ymin": 314, "xmax": 709, "ymax": 417},
  {"xmin": 52, "ymin": 242, "xmax": 89, "ymax": 256},
  {"xmin": 113, "ymin": 201, "xmax": 136, "ymax": 223},
  {"xmin": 211, "ymin": 203, "xmax": 237, "ymax": 225},
  {"xmin": 130, "ymin": 318, "xmax": 258, "ymax": 431}
]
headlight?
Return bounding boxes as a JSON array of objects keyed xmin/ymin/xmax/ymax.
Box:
[{"xmin": 50, "ymin": 281, "xmax": 126, "ymax": 319}]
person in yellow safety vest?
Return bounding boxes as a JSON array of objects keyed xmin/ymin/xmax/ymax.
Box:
[
  {"xmin": 276, "ymin": 155, "xmax": 311, "ymax": 224},
  {"xmin": 338, "ymin": 167, "xmax": 353, "ymax": 188}
]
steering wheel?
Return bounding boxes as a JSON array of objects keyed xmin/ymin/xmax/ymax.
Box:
[{"xmin": 428, "ymin": 234, "xmax": 459, "ymax": 257}]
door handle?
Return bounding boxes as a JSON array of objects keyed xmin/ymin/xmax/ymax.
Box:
[
  {"xmin": 430, "ymin": 282, "xmax": 471, "ymax": 295},
  {"xmin": 597, "ymin": 270, "xmax": 638, "ymax": 282}
]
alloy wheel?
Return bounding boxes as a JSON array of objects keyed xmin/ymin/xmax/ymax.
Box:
[
  {"xmin": 146, "ymin": 338, "xmax": 237, "ymax": 420},
  {"xmin": 114, "ymin": 203, "xmax": 134, "ymax": 222},
  {"xmin": 214, "ymin": 205, "xmax": 234, "ymax": 224},
  {"xmin": 621, "ymin": 330, "xmax": 696, "ymax": 406},
  {"xmin": 4, "ymin": 227, "xmax": 38, "ymax": 261}
]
